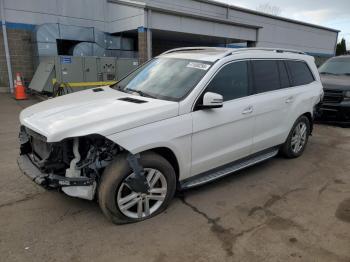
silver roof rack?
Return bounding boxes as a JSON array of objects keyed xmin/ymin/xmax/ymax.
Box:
[
  {"xmin": 228, "ymin": 47, "xmax": 307, "ymax": 55},
  {"xmin": 161, "ymin": 47, "xmax": 230, "ymax": 55},
  {"xmin": 161, "ymin": 46, "xmax": 307, "ymax": 57}
]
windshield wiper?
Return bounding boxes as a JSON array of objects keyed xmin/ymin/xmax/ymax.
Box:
[
  {"xmin": 125, "ymin": 88, "xmax": 156, "ymax": 99},
  {"xmin": 113, "ymin": 84, "xmax": 126, "ymax": 92},
  {"xmin": 320, "ymin": 72, "xmax": 338, "ymax": 75}
]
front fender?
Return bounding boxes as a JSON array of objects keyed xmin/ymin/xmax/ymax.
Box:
[{"xmin": 107, "ymin": 114, "xmax": 193, "ymax": 180}]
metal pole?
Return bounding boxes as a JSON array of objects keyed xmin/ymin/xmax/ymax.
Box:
[
  {"xmin": 146, "ymin": 9, "xmax": 152, "ymax": 60},
  {"xmin": 0, "ymin": 0, "xmax": 14, "ymax": 93}
]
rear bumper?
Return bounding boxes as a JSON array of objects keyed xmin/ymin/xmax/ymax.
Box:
[
  {"xmin": 317, "ymin": 101, "xmax": 350, "ymax": 124},
  {"xmin": 17, "ymin": 154, "xmax": 95, "ymax": 188}
]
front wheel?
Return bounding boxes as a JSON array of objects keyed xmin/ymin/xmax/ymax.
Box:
[
  {"xmin": 281, "ymin": 115, "xmax": 310, "ymax": 158},
  {"xmin": 98, "ymin": 152, "xmax": 176, "ymax": 224}
]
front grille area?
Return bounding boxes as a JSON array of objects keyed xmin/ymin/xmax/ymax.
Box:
[
  {"xmin": 25, "ymin": 127, "xmax": 47, "ymax": 142},
  {"xmin": 23, "ymin": 127, "xmax": 50, "ymax": 160},
  {"xmin": 31, "ymin": 137, "xmax": 51, "ymax": 160},
  {"xmin": 323, "ymin": 89, "xmax": 344, "ymax": 104}
]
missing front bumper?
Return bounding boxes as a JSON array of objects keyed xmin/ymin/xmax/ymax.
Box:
[{"xmin": 17, "ymin": 155, "xmax": 95, "ymax": 188}]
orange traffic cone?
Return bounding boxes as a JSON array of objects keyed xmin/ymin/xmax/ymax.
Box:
[{"xmin": 14, "ymin": 73, "xmax": 27, "ymax": 100}]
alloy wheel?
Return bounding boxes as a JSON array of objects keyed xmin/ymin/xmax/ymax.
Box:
[
  {"xmin": 116, "ymin": 168, "xmax": 167, "ymax": 219},
  {"xmin": 291, "ymin": 122, "xmax": 307, "ymax": 154}
]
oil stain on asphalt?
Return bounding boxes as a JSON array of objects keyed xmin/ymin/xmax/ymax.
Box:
[{"xmin": 335, "ymin": 198, "xmax": 350, "ymax": 223}]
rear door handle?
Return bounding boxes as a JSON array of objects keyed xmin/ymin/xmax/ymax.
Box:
[
  {"xmin": 242, "ymin": 105, "xmax": 253, "ymax": 115},
  {"xmin": 285, "ymin": 96, "xmax": 294, "ymax": 104}
]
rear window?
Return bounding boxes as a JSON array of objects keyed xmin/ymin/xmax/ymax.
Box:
[
  {"xmin": 286, "ymin": 61, "xmax": 314, "ymax": 86},
  {"xmin": 252, "ymin": 60, "xmax": 280, "ymax": 94}
]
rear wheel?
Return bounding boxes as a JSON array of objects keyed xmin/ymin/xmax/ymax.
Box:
[
  {"xmin": 281, "ymin": 115, "xmax": 310, "ymax": 158},
  {"xmin": 98, "ymin": 152, "xmax": 176, "ymax": 224}
]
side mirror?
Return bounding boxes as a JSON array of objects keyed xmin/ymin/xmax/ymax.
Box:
[{"xmin": 201, "ymin": 92, "xmax": 223, "ymax": 109}]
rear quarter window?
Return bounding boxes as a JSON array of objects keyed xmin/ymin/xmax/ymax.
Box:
[{"xmin": 286, "ymin": 61, "xmax": 314, "ymax": 86}]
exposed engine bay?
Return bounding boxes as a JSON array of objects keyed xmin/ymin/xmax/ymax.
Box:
[{"xmin": 19, "ymin": 126, "xmax": 121, "ymax": 200}]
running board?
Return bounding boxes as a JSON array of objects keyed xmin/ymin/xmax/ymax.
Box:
[{"xmin": 180, "ymin": 148, "xmax": 279, "ymax": 189}]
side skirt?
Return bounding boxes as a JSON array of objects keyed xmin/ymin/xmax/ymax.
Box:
[{"xmin": 180, "ymin": 147, "xmax": 279, "ymax": 190}]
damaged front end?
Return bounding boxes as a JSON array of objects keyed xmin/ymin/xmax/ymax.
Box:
[{"xmin": 18, "ymin": 126, "xmax": 120, "ymax": 200}]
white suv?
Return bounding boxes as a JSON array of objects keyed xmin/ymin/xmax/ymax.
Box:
[{"xmin": 18, "ymin": 47, "xmax": 323, "ymax": 224}]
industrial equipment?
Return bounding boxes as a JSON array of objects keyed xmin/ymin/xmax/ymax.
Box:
[{"xmin": 29, "ymin": 56, "xmax": 139, "ymax": 94}]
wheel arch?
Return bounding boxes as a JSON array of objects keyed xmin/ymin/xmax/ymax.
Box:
[
  {"xmin": 302, "ymin": 111, "xmax": 313, "ymax": 135},
  {"xmin": 106, "ymin": 141, "xmax": 181, "ymax": 186},
  {"xmin": 146, "ymin": 147, "xmax": 180, "ymax": 183}
]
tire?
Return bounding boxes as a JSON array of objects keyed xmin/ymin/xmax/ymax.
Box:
[
  {"xmin": 280, "ymin": 115, "xmax": 311, "ymax": 158},
  {"xmin": 98, "ymin": 151, "xmax": 176, "ymax": 224}
]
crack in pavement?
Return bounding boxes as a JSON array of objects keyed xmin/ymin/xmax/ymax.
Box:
[
  {"xmin": 248, "ymin": 188, "xmax": 305, "ymax": 217},
  {"xmin": 318, "ymin": 181, "xmax": 331, "ymax": 196},
  {"xmin": 0, "ymin": 192, "xmax": 44, "ymax": 209},
  {"xmin": 179, "ymin": 195, "xmax": 263, "ymax": 257},
  {"xmin": 54, "ymin": 208, "xmax": 85, "ymax": 224},
  {"xmin": 179, "ymin": 188, "xmax": 307, "ymax": 257}
]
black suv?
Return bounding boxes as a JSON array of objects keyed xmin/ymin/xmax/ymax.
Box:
[{"xmin": 318, "ymin": 55, "xmax": 350, "ymax": 124}]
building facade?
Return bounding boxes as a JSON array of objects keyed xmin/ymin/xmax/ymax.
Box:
[{"xmin": 0, "ymin": 0, "xmax": 339, "ymax": 88}]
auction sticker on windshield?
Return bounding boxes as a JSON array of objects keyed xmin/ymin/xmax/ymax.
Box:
[{"xmin": 186, "ymin": 62, "xmax": 211, "ymax": 70}]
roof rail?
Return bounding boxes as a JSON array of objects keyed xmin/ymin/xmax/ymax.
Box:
[
  {"xmin": 161, "ymin": 47, "xmax": 230, "ymax": 55},
  {"xmin": 160, "ymin": 47, "xmax": 307, "ymax": 60},
  {"xmin": 228, "ymin": 47, "xmax": 307, "ymax": 55}
]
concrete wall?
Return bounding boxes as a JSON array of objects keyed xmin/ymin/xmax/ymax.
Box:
[{"xmin": 0, "ymin": 26, "xmax": 34, "ymax": 87}]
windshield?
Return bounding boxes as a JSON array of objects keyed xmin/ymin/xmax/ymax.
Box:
[
  {"xmin": 319, "ymin": 58, "xmax": 350, "ymax": 75},
  {"xmin": 112, "ymin": 58, "xmax": 212, "ymax": 101}
]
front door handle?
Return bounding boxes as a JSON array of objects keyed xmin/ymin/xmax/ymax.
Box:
[
  {"xmin": 285, "ymin": 96, "xmax": 294, "ymax": 104},
  {"xmin": 242, "ymin": 106, "xmax": 253, "ymax": 115}
]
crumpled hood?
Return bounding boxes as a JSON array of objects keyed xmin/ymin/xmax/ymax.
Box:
[
  {"xmin": 20, "ymin": 86, "xmax": 179, "ymax": 142},
  {"xmin": 320, "ymin": 75, "xmax": 350, "ymax": 91}
]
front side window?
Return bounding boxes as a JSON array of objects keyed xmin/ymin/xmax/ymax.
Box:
[
  {"xmin": 205, "ymin": 61, "xmax": 249, "ymax": 101},
  {"xmin": 112, "ymin": 58, "xmax": 212, "ymax": 101},
  {"xmin": 252, "ymin": 60, "xmax": 280, "ymax": 94},
  {"xmin": 286, "ymin": 61, "xmax": 315, "ymax": 86}
]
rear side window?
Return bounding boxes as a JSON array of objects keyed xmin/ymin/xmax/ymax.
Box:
[
  {"xmin": 286, "ymin": 61, "xmax": 314, "ymax": 86},
  {"xmin": 252, "ymin": 60, "xmax": 280, "ymax": 93},
  {"xmin": 206, "ymin": 61, "xmax": 249, "ymax": 101}
]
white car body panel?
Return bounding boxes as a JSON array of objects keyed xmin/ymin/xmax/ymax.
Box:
[
  {"xmin": 20, "ymin": 87, "xmax": 179, "ymax": 142},
  {"xmin": 191, "ymin": 96, "xmax": 255, "ymax": 176},
  {"xmin": 19, "ymin": 47, "xmax": 324, "ymax": 188},
  {"xmin": 107, "ymin": 114, "xmax": 193, "ymax": 180}
]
